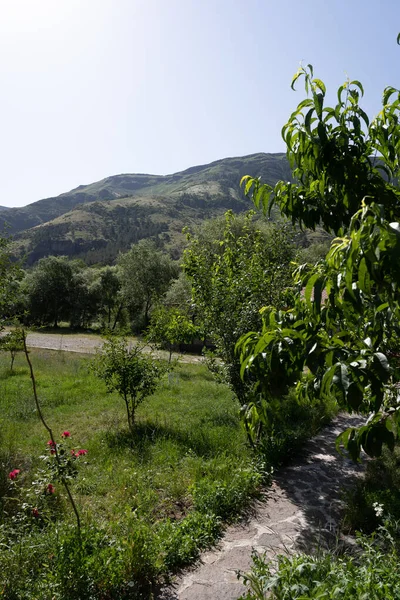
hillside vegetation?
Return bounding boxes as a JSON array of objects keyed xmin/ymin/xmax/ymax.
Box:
[{"xmin": 2, "ymin": 153, "xmax": 292, "ymax": 264}]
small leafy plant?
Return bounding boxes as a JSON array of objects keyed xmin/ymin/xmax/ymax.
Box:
[
  {"xmin": 238, "ymin": 516, "xmax": 400, "ymax": 599},
  {"xmin": 0, "ymin": 328, "xmax": 23, "ymax": 371},
  {"xmin": 91, "ymin": 337, "xmax": 167, "ymax": 431}
]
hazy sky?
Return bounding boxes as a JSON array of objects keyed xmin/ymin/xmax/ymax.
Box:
[{"xmin": 1, "ymin": 0, "xmax": 399, "ymax": 207}]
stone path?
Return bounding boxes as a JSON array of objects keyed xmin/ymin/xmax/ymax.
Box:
[{"xmin": 158, "ymin": 413, "xmax": 366, "ymax": 600}]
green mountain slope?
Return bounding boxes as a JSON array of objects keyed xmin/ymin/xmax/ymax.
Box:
[{"xmin": 5, "ymin": 153, "xmax": 293, "ymax": 264}]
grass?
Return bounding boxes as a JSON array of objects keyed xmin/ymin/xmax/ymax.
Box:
[
  {"xmin": 342, "ymin": 444, "xmax": 400, "ymax": 534},
  {"xmin": 0, "ymin": 348, "xmax": 336, "ymax": 598},
  {"xmin": 0, "ymin": 348, "xmax": 259, "ymax": 598}
]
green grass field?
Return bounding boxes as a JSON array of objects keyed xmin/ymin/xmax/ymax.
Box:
[
  {"xmin": 0, "ymin": 348, "xmax": 336, "ymax": 598},
  {"xmin": 0, "ymin": 349, "xmax": 261, "ymax": 599}
]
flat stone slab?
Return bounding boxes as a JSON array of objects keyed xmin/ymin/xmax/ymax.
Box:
[{"xmin": 158, "ymin": 414, "xmax": 366, "ymax": 600}]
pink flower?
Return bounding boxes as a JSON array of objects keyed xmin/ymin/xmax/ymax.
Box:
[
  {"xmin": 9, "ymin": 469, "xmax": 20, "ymax": 480},
  {"xmin": 61, "ymin": 431, "xmax": 70, "ymax": 439},
  {"xmin": 47, "ymin": 483, "xmax": 55, "ymax": 494},
  {"xmin": 76, "ymin": 449, "xmax": 88, "ymax": 457}
]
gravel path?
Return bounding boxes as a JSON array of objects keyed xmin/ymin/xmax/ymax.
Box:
[
  {"xmin": 158, "ymin": 413, "xmax": 366, "ymax": 600},
  {"xmin": 22, "ymin": 331, "xmax": 204, "ymax": 364}
]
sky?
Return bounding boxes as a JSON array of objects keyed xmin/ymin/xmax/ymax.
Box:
[{"xmin": 1, "ymin": 0, "xmax": 399, "ymax": 207}]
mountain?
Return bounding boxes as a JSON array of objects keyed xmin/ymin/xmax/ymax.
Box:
[{"xmin": 3, "ymin": 153, "xmax": 293, "ymax": 265}]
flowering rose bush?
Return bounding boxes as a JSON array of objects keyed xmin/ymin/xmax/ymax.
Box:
[
  {"xmin": 5, "ymin": 431, "xmax": 87, "ymax": 528},
  {"xmin": 9, "ymin": 469, "xmax": 20, "ymax": 480}
]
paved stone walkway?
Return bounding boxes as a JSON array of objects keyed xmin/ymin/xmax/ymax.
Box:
[{"xmin": 158, "ymin": 413, "xmax": 366, "ymax": 600}]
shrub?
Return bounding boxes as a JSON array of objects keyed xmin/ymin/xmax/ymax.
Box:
[{"xmin": 239, "ymin": 519, "xmax": 400, "ymax": 599}]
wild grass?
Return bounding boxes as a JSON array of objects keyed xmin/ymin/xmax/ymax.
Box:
[
  {"xmin": 0, "ymin": 349, "xmax": 335, "ymax": 598},
  {"xmin": 0, "ymin": 349, "xmax": 259, "ymax": 598}
]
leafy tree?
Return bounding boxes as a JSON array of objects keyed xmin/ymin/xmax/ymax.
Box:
[
  {"xmin": 0, "ymin": 235, "xmax": 22, "ymax": 329},
  {"xmin": 97, "ymin": 266, "xmax": 123, "ymax": 330},
  {"xmin": 0, "ymin": 328, "xmax": 23, "ymax": 371},
  {"xmin": 69, "ymin": 267, "xmax": 101, "ymax": 329},
  {"xmin": 238, "ymin": 60, "xmax": 400, "ymax": 457},
  {"xmin": 163, "ymin": 272, "xmax": 193, "ymax": 313},
  {"xmin": 183, "ymin": 211, "xmax": 295, "ymax": 406},
  {"xmin": 91, "ymin": 338, "xmax": 166, "ymax": 431},
  {"xmin": 23, "ymin": 256, "xmax": 76, "ymax": 327},
  {"xmin": 147, "ymin": 306, "xmax": 199, "ymax": 363},
  {"xmin": 118, "ymin": 240, "xmax": 179, "ymax": 330}
]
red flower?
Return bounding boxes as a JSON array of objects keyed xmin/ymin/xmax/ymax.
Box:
[
  {"xmin": 9, "ymin": 469, "xmax": 20, "ymax": 480},
  {"xmin": 47, "ymin": 483, "xmax": 55, "ymax": 494},
  {"xmin": 47, "ymin": 440, "xmax": 56, "ymax": 455},
  {"xmin": 32, "ymin": 508, "xmax": 39, "ymax": 518},
  {"xmin": 61, "ymin": 431, "xmax": 70, "ymax": 438},
  {"xmin": 70, "ymin": 449, "xmax": 75, "ymax": 456},
  {"xmin": 76, "ymin": 449, "xmax": 88, "ymax": 456}
]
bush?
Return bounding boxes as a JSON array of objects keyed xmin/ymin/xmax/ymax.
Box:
[
  {"xmin": 192, "ymin": 462, "xmax": 263, "ymax": 520},
  {"xmin": 258, "ymin": 388, "xmax": 337, "ymax": 466},
  {"xmin": 343, "ymin": 444, "xmax": 400, "ymax": 533},
  {"xmin": 239, "ymin": 519, "xmax": 400, "ymax": 599}
]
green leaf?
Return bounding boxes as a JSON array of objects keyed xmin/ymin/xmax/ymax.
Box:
[
  {"xmin": 350, "ymin": 80, "xmax": 364, "ymax": 96},
  {"xmin": 357, "ymin": 257, "xmax": 370, "ymax": 292},
  {"xmin": 313, "ymin": 78, "xmax": 326, "ymax": 95},
  {"xmin": 304, "ymin": 273, "xmax": 319, "ymax": 309},
  {"xmin": 291, "ymin": 70, "xmax": 303, "ymax": 91},
  {"xmin": 373, "ymin": 352, "xmax": 389, "ymax": 373}
]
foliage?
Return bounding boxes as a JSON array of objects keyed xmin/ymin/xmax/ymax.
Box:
[
  {"xmin": 192, "ymin": 461, "xmax": 263, "ymax": 520},
  {"xmin": 0, "ymin": 235, "xmax": 22, "ymax": 329},
  {"xmin": 0, "ymin": 350, "xmax": 263, "ymax": 596},
  {"xmin": 238, "ymin": 518, "xmax": 400, "ymax": 599},
  {"xmin": 0, "ymin": 348, "xmax": 335, "ymax": 596},
  {"xmin": 147, "ymin": 306, "xmax": 199, "ymax": 362},
  {"xmin": 238, "ymin": 62, "xmax": 400, "ymax": 458},
  {"xmin": 97, "ymin": 265, "xmax": 124, "ymax": 330},
  {"xmin": 183, "ymin": 211, "xmax": 295, "ymax": 409},
  {"xmin": 68, "ymin": 267, "xmax": 102, "ymax": 329},
  {"xmin": 23, "ymin": 256, "xmax": 77, "ymax": 327},
  {"xmin": 6, "ymin": 153, "xmax": 294, "ymax": 266},
  {"xmin": 0, "ymin": 328, "xmax": 23, "ymax": 370},
  {"xmin": 118, "ymin": 239, "xmax": 179, "ymax": 330},
  {"xmin": 343, "ymin": 443, "xmax": 400, "ymax": 533},
  {"xmin": 163, "ymin": 271, "xmax": 193, "ymax": 312},
  {"xmin": 90, "ymin": 337, "xmax": 167, "ymax": 430}
]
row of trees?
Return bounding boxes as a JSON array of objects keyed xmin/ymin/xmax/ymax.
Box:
[
  {"xmin": 6, "ymin": 215, "xmax": 298, "ymax": 349},
  {"xmin": 11, "ymin": 239, "xmax": 179, "ymax": 331}
]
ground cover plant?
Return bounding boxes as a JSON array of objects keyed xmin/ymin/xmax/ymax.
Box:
[
  {"xmin": 0, "ymin": 345, "xmax": 335, "ymax": 598},
  {"xmin": 343, "ymin": 442, "xmax": 400, "ymax": 534},
  {"xmin": 238, "ymin": 517, "xmax": 400, "ymax": 600},
  {"xmin": 0, "ymin": 348, "xmax": 261, "ymax": 598}
]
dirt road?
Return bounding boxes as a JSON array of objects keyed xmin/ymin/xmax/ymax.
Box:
[{"xmin": 22, "ymin": 331, "xmax": 204, "ymax": 364}]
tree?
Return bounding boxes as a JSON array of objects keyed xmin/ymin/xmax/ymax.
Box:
[
  {"xmin": 0, "ymin": 235, "xmax": 22, "ymax": 329},
  {"xmin": 147, "ymin": 306, "xmax": 199, "ymax": 363},
  {"xmin": 118, "ymin": 240, "xmax": 179, "ymax": 330},
  {"xmin": 69, "ymin": 267, "xmax": 101, "ymax": 329},
  {"xmin": 97, "ymin": 266, "xmax": 123, "ymax": 330},
  {"xmin": 183, "ymin": 211, "xmax": 295, "ymax": 406},
  {"xmin": 0, "ymin": 328, "xmax": 23, "ymax": 371},
  {"xmin": 238, "ymin": 60, "xmax": 400, "ymax": 458},
  {"xmin": 23, "ymin": 256, "xmax": 76, "ymax": 327},
  {"xmin": 91, "ymin": 338, "xmax": 166, "ymax": 431}
]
